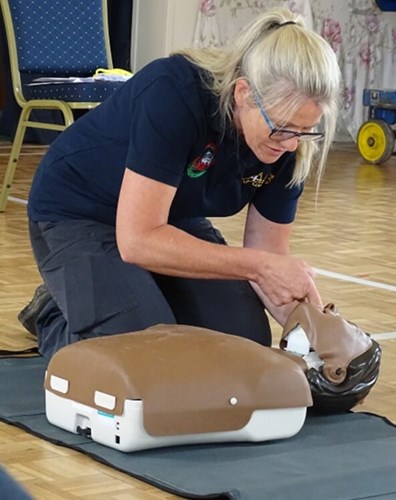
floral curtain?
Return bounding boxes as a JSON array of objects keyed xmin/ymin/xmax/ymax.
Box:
[{"xmin": 194, "ymin": 0, "xmax": 396, "ymax": 141}]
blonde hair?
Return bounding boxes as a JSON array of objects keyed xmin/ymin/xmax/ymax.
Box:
[{"xmin": 174, "ymin": 8, "xmax": 341, "ymax": 188}]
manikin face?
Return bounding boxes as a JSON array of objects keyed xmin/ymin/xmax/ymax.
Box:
[{"xmin": 233, "ymin": 79, "xmax": 323, "ymax": 164}]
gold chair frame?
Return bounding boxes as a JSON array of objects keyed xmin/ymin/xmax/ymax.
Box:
[{"xmin": 0, "ymin": 0, "xmax": 113, "ymax": 211}]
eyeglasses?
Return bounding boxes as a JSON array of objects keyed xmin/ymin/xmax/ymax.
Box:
[{"xmin": 252, "ymin": 89, "xmax": 324, "ymax": 142}]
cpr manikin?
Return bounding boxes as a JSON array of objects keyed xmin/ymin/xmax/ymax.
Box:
[
  {"xmin": 281, "ymin": 302, "xmax": 381, "ymax": 413},
  {"xmin": 44, "ymin": 305, "xmax": 381, "ymax": 452}
]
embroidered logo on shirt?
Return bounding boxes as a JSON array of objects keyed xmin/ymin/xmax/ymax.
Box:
[
  {"xmin": 242, "ymin": 172, "xmax": 275, "ymax": 188},
  {"xmin": 187, "ymin": 143, "xmax": 216, "ymax": 178}
]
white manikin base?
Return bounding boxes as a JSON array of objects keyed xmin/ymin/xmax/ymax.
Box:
[{"xmin": 45, "ymin": 389, "xmax": 307, "ymax": 452}]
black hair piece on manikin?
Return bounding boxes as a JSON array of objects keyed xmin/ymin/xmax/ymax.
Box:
[{"xmin": 307, "ymin": 339, "xmax": 382, "ymax": 414}]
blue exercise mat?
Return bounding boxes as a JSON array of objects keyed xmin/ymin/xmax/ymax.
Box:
[{"xmin": 1, "ymin": 356, "xmax": 396, "ymax": 500}]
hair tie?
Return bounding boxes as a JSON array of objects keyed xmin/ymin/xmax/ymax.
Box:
[{"xmin": 268, "ymin": 20, "xmax": 296, "ymax": 30}]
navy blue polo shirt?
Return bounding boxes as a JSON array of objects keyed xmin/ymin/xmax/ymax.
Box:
[{"xmin": 28, "ymin": 55, "xmax": 302, "ymax": 225}]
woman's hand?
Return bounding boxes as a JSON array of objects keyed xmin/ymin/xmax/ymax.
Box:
[
  {"xmin": 244, "ymin": 203, "xmax": 323, "ymax": 320},
  {"xmin": 255, "ymin": 252, "xmax": 322, "ymax": 307}
]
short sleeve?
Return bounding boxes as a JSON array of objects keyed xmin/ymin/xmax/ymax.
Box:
[{"xmin": 125, "ymin": 76, "xmax": 200, "ymax": 187}]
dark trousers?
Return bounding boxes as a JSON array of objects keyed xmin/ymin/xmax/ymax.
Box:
[{"xmin": 29, "ymin": 218, "xmax": 271, "ymax": 359}]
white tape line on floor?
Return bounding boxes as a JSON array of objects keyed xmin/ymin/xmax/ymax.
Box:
[{"xmin": 314, "ymin": 268, "xmax": 396, "ymax": 292}]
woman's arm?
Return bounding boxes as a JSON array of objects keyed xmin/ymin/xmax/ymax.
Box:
[
  {"xmin": 243, "ymin": 203, "xmax": 323, "ymax": 325},
  {"xmin": 116, "ymin": 169, "xmax": 255, "ymax": 279},
  {"xmin": 116, "ymin": 169, "xmax": 320, "ymax": 307}
]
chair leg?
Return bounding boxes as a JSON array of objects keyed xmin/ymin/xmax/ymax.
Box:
[
  {"xmin": 0, "ymin": 107, "xmax": 30, "ymax": 212},
  {"xmin": 0, "ymin": 101, "xmax": 75, "ymax": 212}
]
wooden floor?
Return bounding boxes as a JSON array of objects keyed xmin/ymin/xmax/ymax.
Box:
[{"xmin": 0, "ymin": 141, "xmax": 395, "ymax": 498}]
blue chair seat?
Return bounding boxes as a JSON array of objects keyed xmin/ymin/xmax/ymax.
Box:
[{"xmin": 23, "ymin": 80, "xmax": 125, "ymax": 102}]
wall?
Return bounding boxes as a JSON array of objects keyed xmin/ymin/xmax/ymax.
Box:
[{"xmin": 130, "ymin": 0, "xmax": 199, "ymax": 72}]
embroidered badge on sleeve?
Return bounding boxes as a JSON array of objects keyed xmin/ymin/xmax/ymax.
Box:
[{"xmin": 187, "ymin": 143, "xmax": 217, "ymax": 178}]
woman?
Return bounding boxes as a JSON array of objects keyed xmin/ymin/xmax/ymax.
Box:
[{"xmin": 19, "ymin": 8, "xmax": 341, "ymax": 359}]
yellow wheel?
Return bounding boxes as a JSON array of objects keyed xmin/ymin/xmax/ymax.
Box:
[{"xmin": 357, "ymin": 119, "xmax": 395, "ymax": 164}]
